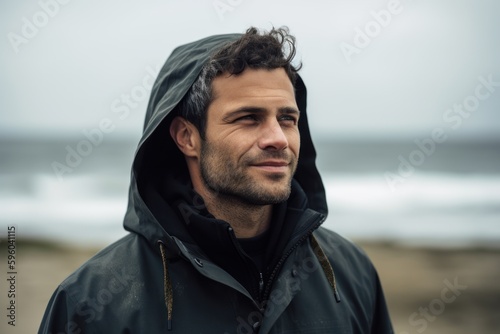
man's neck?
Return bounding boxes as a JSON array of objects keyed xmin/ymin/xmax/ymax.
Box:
[{"xmin": 202, "ymin": 193, "xmax": 272, "ymax": 238}]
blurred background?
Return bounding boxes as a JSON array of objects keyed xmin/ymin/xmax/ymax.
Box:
[{"xmin": 0, "ymin": 0, "xmax": 499, "ymax": 333}]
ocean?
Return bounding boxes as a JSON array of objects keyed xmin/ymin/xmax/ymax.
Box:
[{"xmin": 1, "ymin": 138, "xmax": 499, "ymax": 248}]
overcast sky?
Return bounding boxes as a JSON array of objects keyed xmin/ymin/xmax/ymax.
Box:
[{"xmin": 1, "ymin": 0, "xmax": 499, "ymax": 141}]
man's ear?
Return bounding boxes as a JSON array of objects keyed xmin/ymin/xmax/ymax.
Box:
[{"xmin": 169, "ymin": 116, "xmax": 200, "ymax": 158}]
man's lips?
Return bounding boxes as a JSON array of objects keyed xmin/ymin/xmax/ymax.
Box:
[
  {"xmin": 253, "ymin": 160, "xmax": 289, "ymax": 167},
  {"xmin": 251, "ymin": 160, "xmax": 290, "ymax": 172}
]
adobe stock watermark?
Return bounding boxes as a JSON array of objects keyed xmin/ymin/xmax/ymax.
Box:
[
  {"xmin": 51, "ymin": 65, "xmax": 160, "ymax": 181},
  {"xmin": 399, "ymin": 277, "xmax": 467, "ymax": 334},
  {"xmin": 339, "ymin": 0, "xmax": 405, "ymax": 64},
  {"xmin": 385, "ymin": 74, "xmax": 499, "ymax": 192},
  {"xmin": 5, "ymin": 226, "xmax": 17, "ymax": 327},
  {"xmin": 213, "ymin": 0, "xmax": 244, "ymax": 21},
  {"xmin": 7, "ymin": 0, "xmax": 73, "ymax": 54}
]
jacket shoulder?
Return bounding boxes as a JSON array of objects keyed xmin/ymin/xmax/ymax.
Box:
[
  {"xmin": 313, "ymin": 227, "xmax": 374, "ymax": 271},
  {"xmin": 59, "ymin": 233, "xmax": 144, "ymax": 288},
  {"xmin": 312, "ymin": 227, "xmax": 380, "ymax": 303},
  {"xmin": 38, "ymin": 233, "xmax": 156, "ymax": 333},
  {"xmin": 312, "ymin": 227, "xmax": 394, "ymax": 333}
]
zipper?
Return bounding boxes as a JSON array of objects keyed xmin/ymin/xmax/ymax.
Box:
[
  {"xmin": 261, "ymin": 213, "xmax": 325, "ymax": 302},
  {"xmin": 227, "ymin": 226, "xmax": 263, "ymax": 301},
  {"xmin": 258, "ymin": 272, "xmax": 264, "ymax": 297}
]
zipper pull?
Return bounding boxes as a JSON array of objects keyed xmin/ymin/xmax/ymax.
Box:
[{"xmin": 259, "ymin": 272, "xmax": 264, "ymax": 296}]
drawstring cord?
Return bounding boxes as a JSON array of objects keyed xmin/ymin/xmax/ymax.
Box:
[
  {"xmin": 158, "ymin": 241, "xmax": 174, "ymax": 330},
  {"xmin": 310, "ymin": 235, "xmax": 341, "ymax": 303}
]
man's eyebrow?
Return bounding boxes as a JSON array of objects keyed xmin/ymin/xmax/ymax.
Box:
[
  {"xmin": 223, "ymin": 106, "xmax": 300, "ymax": 121},
  {"xmin": 278, "ymin": 107, "xmax": 300, "ymax": 115}
]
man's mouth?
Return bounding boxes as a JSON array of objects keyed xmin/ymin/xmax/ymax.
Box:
[{"xmin": 251, "ymin": 160, "xmax": 290, "ymax": 173}]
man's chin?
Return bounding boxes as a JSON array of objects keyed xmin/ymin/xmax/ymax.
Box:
[
  {"xmin": 248, "ymin": 186, "xmax": 292, "ymax": 205},
  {"xmin": 241, "ymin": 195, "xmax": 289, "ymax": 206}
]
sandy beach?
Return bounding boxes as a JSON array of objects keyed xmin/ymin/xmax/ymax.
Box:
[{"xmin": 1, "ymin": 239, "xmax": 499, "ymax": 334}]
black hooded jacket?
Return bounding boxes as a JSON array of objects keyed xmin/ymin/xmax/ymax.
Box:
[{"xmin": 39, "ymin": 33, "xmax": 394, "ymax": 334}]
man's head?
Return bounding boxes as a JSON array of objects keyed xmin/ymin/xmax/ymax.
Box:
[
  {"xmin": 170, "ymin": 27, "xmax": 301, "ymax": 206},
  {"xmin": 176, "ymin": 26, "xmax": 301, "ymax": 139}
]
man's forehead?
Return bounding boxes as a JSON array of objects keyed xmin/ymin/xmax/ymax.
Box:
[{"xmin": 210, "ymin": 68, "xmax": 295, "ymax": 101}]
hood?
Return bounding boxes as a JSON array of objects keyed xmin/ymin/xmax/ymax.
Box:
[{"xmin": 124, "ymin": 32, "xmax": 328, "ymax": 247}]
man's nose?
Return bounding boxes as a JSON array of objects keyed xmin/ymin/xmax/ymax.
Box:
[{"xmin": 257, "ymin": 119, "xmax": 288, "ymax": 151}]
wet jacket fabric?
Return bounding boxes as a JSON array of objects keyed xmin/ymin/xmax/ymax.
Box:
[{"xmin": 39, "ymin": 33, "xmax": 394, "ymax": 334}]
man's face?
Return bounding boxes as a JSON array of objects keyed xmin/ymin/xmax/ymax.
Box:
[{"xmin": 200, "ymin": 68, "xmax": 300, "ymax": 205}]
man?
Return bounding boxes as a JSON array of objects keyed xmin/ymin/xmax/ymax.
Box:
[{"xmin": 39, "ymin": 27, "xmax": 393, "ymax": 333}]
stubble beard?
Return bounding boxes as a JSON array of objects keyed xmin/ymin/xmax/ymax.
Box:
[{"xmin": 199, "ymin": 139, "xmax": 296, "ymax": 206}]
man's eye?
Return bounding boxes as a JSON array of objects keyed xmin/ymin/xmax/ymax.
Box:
[
  {"xmin": 279, "ymin": 115, "xmax": 298, "ymax": 124},
  {"xmin": 237, "ymin": 115, "xmax": 258, "ymax": 122}
]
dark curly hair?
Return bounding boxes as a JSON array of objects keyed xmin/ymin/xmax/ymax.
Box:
[{"xmin": 176, "ymin": 26, "xmax": 301, "ymax": 139}]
